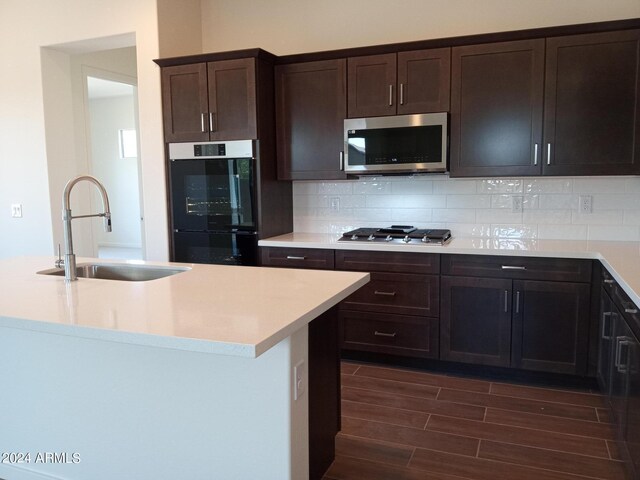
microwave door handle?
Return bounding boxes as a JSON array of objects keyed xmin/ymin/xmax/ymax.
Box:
[{"xmin": 339, "ymin": 151, "xmax": 344, "ymax": 171}]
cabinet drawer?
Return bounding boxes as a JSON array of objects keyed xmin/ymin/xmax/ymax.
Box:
[
  {"xmin": 442, "ymin": 254, "xmax": 591, "ymax": 282},
  {"xmin": 336, "ymin": 250, "xmax": 439, "ymax": 274},
  {"xmin": 260, "ymin": 247, "xmax": 334, "ymax": 269},
  {"xmin": 611, "ymin": 283, "xmax": 640, "ymax": 340},
  {"xmin": 341, "ymin": 310, "xmax": 438, "ymax": 359},
  {"xmin": 341, "ymin": 273, "xmax": 439, "ymax": 317},
  {"xmin": 602, "ymin": 267, "xmax": 617, "ymax": 297}
]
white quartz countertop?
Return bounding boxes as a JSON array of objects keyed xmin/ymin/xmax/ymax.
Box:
[
  {"xmin": 0, "ymin": 257, "xmax": 369, "ymax": 358},
  {"xmin": 259, "ymin": 233, "xmax": 640, "ymax": 306}
]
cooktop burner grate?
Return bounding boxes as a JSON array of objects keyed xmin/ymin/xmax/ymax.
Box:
[{"xmin": 339, "ymin": 225, "xmax": 452, "ymax": 245}]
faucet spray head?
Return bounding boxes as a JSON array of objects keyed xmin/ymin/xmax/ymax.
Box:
[{"xmin": 104, "ymin": 213, "xmax": 112, "ymax": 233}]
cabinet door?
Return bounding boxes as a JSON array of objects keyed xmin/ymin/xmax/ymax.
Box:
[
  {"xmin": 275, "ymin": 59, "xmax": 347, "ymax": 180},
  {"xmin": 610, "ymin": 305, "xmax": 632, "ymax": 439},
  {"xmin": 347, "ymin": 53, "xmax": 396, "ymax": 118},
  {"xmin": 625, "ymin": 331, "xmax": 640, "ymax": 477},
  {"xmin": 598, "ymin": 287, "xmax": 615, "ymax": 393},
  {"xmin": 450, "ymin": 40, "xmax": 544, "ymax": 177},
  {"xmin": 397, "ymin": 48, "xmax": 450, "ymax": 114},
  {"xmin": 543, "ymin": 30, "xmax": 640, "ymax": 176},
  {"xmin": 440, "ymin": 276, "xmax": 512, "ymax": 367},
  {"xmin": 207, "ymin": 58, "xmax": 257, "ymax": 140},
  {"xmin": 161, "ymin": 63, "xmax": 209, "ymax": 142},
  {"xmin": 511, "ymin": 280, "xmax": 590, "ymax": 375}
]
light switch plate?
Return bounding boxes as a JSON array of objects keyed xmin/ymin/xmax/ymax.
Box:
[
  {"xmin": 293, "ymin": 359, "xmax": 306, "ymax": 401},
  {"xmin": 11, "ymin": 203, "xmax": 22, "ymax": 218}
]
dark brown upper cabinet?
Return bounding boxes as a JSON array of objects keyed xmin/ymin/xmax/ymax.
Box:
[
  {"xmin": 450, "ymin": 39, "xmax": 545, "ymax": 177},
  {"xmin": 161, "ymin": 58, "xmax": 257, "ymax": 142},
  {"xmin": 161, "ymin": 63, "xmax": 209, "ymax": 143},
  {"xmin": 543, "ymin": 30, "xmax": 640, "ymax": 176},
  {"xmin": 451, "ymin": 30, "xmax": 640, "ymax": 177},
  {"xmin": 347, "ymin": 49, "xmax": 450, "ymax": 118},
  {"xmin": 275, "ymin": 59, "xmax": 347, "ymax": 180}
]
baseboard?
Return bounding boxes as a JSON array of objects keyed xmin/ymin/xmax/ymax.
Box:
[{"xmin": 97, "ymin": 242, "xmax": 141, "ymax": 249}]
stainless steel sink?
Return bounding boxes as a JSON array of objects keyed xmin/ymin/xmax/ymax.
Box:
[{"xmin": 38, "ymin": 263, "xmax": 190, "ymax": 282}]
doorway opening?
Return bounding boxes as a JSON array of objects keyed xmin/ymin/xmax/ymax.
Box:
[{"xmin": 84, "ymin": 72, "xmax": 143, "ymax": 260}]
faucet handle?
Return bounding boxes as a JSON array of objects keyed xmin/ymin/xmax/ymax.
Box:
[{"xmin": 55, "ymin": 244, "xmax": 64, "ymax": 268}]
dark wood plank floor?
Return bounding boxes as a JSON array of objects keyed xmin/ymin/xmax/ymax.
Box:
[{"xmin": 323, "ymin": 361, "xmax": 626, "ymax": 480}]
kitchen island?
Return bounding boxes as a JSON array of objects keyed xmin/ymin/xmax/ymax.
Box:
[{"xmin": 0, "ymin": 257, "xmax": 368, "ymax": 480}]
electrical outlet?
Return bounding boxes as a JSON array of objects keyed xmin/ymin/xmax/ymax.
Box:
[
  {"xmin": 11, "ymin": 203, "xmax": 22, "ymax": 218},
  {"xmin": 579, "ymin": 195, "xmax": 593, "ymax": 214},
  {"xmin": 512, "ymin": 196, "xmax": 524, "ymax": 213},
  {"xmin": 330, "ymin": 197, "xmax": 340, "ymax": 212},
  {"xmin": 293, "ymin": 359, "xmax": 306, "ymax": 401}
]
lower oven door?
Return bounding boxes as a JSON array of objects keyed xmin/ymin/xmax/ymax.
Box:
[{"xmin": 173, "ymin": 231, "xmax": 258, "ymax": 266}]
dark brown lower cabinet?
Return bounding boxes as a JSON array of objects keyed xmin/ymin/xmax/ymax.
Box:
[
  {"xmin": 341, "ymin": 310, "xmax": 438, "ymax": 359},
  {"xmin": 440, "ymin": 276, "xmax": 512, "ymax": 367},
  {"xmin": 441, "ymin": 275, "xmax": 590, "ymax": 374},
  {"xmin": 599, "ymin": 272, "xmax": 640, "ymax": 479},
  {"xmin": 511, "ymin": 280, "xmax": 590, "ymax": 375}
]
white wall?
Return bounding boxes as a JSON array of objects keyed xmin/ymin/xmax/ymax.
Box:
[
  {"xmin": 0, "ymin": 0, "xmax": 171, "ymax": 261},
  {"xmin": 88, "ymin": 95, "xmax": 142, "ymax": 249},
  {"xmin": 201, "ymin": 0, "xmax": 640, "ymax": 54}
]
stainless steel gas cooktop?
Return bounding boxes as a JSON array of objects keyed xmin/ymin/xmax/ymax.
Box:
[{"xmin": 339, "ymin": 225, "xmax": 452, "ymax": 245}]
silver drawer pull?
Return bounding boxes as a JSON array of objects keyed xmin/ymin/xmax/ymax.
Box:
[
  {"xmin": 374, "ymin": 290, "xmax": 397, "ymax": 297},
  {"xmin": 502, "ymin": 265, "xmax": 526, "ymax": 270},
  {"xmin": 374, "ymin": 331, "xmax": 397, "ymax": 338},
  {"xmin": 286, "ymin": 255, "xmax": 307, "ymax": 260},
  {"xmin": 604, "ymin": 279, "xmax": 615, "ymax": 284},
  {"xmin": 625, "ymin": 308, "xmax": 639, "ymax": 314}
]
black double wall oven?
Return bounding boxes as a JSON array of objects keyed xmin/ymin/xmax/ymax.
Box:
[{"xmin": 169, "ymin": 140, "xmax": 258, "ymax": 266}]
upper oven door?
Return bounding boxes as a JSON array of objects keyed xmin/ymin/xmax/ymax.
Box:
[
  {"xmin": 344, "ymin": 113, "xmax": 448, "ymax": 174},
  {"xmin": 169, "ymin": 141, "xmax": 256, "ymax": 232}
]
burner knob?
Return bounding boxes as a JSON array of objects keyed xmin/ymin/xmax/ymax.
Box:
[
  {"xmin": 351, "ymin": 234, "xmax": 358, "ymax": 240},
  {"xmin": 385, "ymin": 235, "xmax": 393, "ymax": 242},
  {"xmin": 422, "ymin": 235, "xmax": 428, "ymax": 243},
  {"xmin": 367, "ymin": 234, "xmax": 375, "ymax": 241},
  {"xmin": 402, "ymin": 235, "xmax": 411, "ymax": 243}
]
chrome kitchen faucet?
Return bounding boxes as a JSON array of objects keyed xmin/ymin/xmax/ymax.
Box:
[{"xmin": 56, "ymin": 175, "xmax": 112, "ymax": 281}]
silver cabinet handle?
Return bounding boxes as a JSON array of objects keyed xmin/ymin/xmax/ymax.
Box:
[
  {"xmin": 339, "ymin": 151, "xmax": 344, "ymax": 171},
  {"xmin": 515, "ymin": 291, "xmax": 521, "ymax": 314},
  {"xmin": 209, "ymin": 112, "xmax": 215, "ymax": 132},
  {"xmin": 504, "ymin": 290, "xmax": 508, "ymax": 313},
  {"xmin": 400, "ymin": 83, "xmax": 404, "ymax": 105},
  {"xmin": 501, "ymin": 265, "xmax": 526, "ymax": 270},
  {"xmin": 286, "ymin": 255, "xmax": 306, "ymax": 260},
  {"xmin": 547, "ymin": 143, "xmax": 552, "ymax": 165},
  {"xmin": 201, "ymin": 113, "xmax": 207, "ymax": 133},
  {"xmin": 374, "ymin": 331, "xmax": 397, "ymax": 338},
  {"xmin": 389, "ymin": 84, "xmax": 393, "ymax": 106},
  {"xmin": 374, "ymin": 291, "xmax": 397, "ymax": 297},
  {"xmin": 625, "ymin": 308, "xmax": 639, "ymax": 314},
  {"xmin": 604, "ymin": 279, "xmax": 615, "ymax": 284},
  {"xmin": 602, "ymin": 312, "xmax": 612, "ymax": 340},
  {"xmin": 534, "ymin": 143, "xmax": 539, "ymax": 166},
  {"xmin": 616, "ymin": 336, "xmax": 632, "ymax": 374}
]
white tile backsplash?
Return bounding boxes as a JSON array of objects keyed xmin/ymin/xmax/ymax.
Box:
[{"xmin": 292, "ymin": 175, "xmax": 640, "ymax": 241}]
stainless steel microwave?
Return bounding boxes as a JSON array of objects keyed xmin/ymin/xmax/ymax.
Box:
[{"xmin": 344, "ymin": 113, "xmax": 448, "ymax": 174}]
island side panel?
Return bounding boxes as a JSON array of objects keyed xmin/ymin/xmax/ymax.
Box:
[
  {"xmin": 0, "ymin": 323, "xmax": 307, "ymax": 480},
  {"xmin": 308, "ymin": 306, "xmax": 340, "ymax": 480}
]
